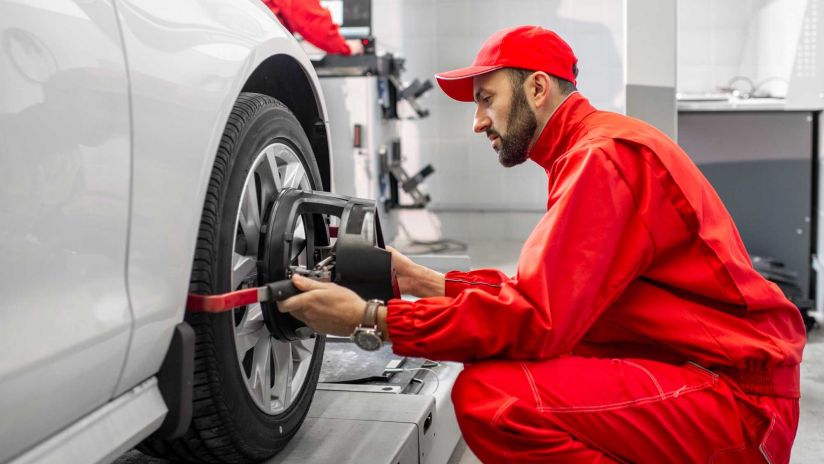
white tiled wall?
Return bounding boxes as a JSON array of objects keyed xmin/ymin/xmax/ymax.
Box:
[
  {"xmin": 372, "ymin": 0, "xmax": 625, "ymax": 240},
  {"xmin": 677, "ymin": 0, "xmax": 808, "ymax": 97}
]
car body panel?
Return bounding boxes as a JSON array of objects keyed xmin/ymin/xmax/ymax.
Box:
[
  {"xmin": 1, "ymin": 0, "xmax": 332, "ymax": 459},
  {"xmin": 0, "ymin": 0, "xmax": 132, "ymax": 461},
  {"xmin": 112, "ymin": 0, "xmax": 331, "ymax": 394},
  {"xmin": 9, "ymin": 378, "xmax": 166, "ymax": 464}
]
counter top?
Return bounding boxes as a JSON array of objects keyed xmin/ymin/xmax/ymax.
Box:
[
  {"xmin": 677, "ymin": 97, "xmax": 786, "ymax": 112},
  {"xmin": 677, "ymin": 96, "xmax": 822, "ymax": 112}
]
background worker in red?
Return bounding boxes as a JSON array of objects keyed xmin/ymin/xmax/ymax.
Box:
[
  {"xmin": 278, "ymin": 25, "xmax": 807, "ymax": 463},
  {"xmin": 261, "ymin": 0, "xmax": 364, "ymax": 55}
]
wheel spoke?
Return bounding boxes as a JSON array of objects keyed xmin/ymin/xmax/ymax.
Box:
[
  {"xmin": 257, "ymin": 148, "xmax": 281, "ymax": 212},
  {"xmin": 293, "ymin": 338, "xmax": 314, "ymax": 360},
  {"xmin": 231, "ymin": 252, "xmax": 257, "ymax": 290},
  {"xmin": 290, "ymin": 218, "xmax": 307, "ymax": 264},
  {"xmin": 291, "ymin": 339, "xmax": 314, "ymax": 392},
  {"xmin": 282, "ymin": 160, "xmax": 306, "ymax": 189},
  {"xmin": 239, "ymin": 179, "xmax": 261, "ymax": 255},
  {"xmin": 235, "ymin": 304, "xmax": 267, "ymax": 363},
  {"xmin": 250, "ymin": 335, "xmax": 273, "ymax": 406},
  {"xmin": 272, "ymin": 340, "xmax": 293, "ymax": 410}
]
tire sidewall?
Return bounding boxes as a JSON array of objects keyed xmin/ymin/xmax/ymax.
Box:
[{"xmin": 211, "ymin": 97, "xmax": 325, "ymax": 452}]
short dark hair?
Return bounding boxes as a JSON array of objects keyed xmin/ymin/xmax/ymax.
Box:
[{"xmin": 507, "ymin": 67, "xmax": 577, "ymax": 96}]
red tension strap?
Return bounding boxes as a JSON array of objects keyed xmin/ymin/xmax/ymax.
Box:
[{"xmin": 187, "ymin": 288, "xmax": 260, "ymax": 313}]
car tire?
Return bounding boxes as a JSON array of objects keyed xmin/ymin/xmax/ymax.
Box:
[{"xmin": 139, "ymin": 93, "xmax": 325, "ymax": 463}]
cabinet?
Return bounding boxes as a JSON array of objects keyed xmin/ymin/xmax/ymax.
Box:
[{"xmin": 678, "ymin": 110, "xmax": 818, "ymax": 301}]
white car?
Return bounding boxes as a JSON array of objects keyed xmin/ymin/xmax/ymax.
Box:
[{"xmin": 1, "ymin": 1, "xmax": 333, "ymax": 462}]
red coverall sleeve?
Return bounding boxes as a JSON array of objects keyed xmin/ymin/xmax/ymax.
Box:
[
  {"xmin": 386, "ymin": 148, "xmax": 655, "ymax": 362},
  {"xmin": 444, "ymin": 269, "xmax": 510, "ymax": 297},
  {"xmin": 276, "ymin": 0, "xmax": 351, "ymax": 55}
]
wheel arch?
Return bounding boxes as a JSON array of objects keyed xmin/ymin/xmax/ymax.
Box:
[{"xmin": 241, "ymin": 54, "xmax": 332, "ymax": 192}]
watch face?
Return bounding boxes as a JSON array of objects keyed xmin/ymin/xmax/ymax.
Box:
[{"xmin": 354, "ymin": 330, "xmax": 382, "ymax": 351}]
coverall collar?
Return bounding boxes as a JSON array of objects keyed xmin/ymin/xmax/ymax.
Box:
[{"xmin": 528, "ymin": 91, "xmax": 597, "ymax": 170}]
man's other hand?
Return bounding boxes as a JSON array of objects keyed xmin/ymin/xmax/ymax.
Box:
[
  {"xmin": 345, "ymin": 39, "xmax": 365, "ymax": 55},
  {"xmin": 386, "ymin": 246, "xmax": 446, "ymax": 298},
  {"xmin": 277, "ymin": 275, "xmax": 365, "ymax": 337}
]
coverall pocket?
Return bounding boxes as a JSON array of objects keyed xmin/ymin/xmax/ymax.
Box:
[
  {"xmin": 758, "ymin": 409, "xmax": 796, "ymax": 464},
  {"xmin": 704, "ymin": 415, "xmax": 793, "ymax": 464},
  {"xmin": 711, "ymin": 380, "xmax": 799, "ymax": 464}
]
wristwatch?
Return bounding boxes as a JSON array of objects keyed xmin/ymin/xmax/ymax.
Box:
[{"xmin": 352, "ymin": 299, "xmax": 384, "ymax": 351}]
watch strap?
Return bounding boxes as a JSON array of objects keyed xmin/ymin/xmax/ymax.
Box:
[{"xmin": 362, "ymin": 299, "xmax": 383, "ymax": 327}]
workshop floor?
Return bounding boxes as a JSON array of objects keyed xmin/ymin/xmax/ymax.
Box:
[{"xmin": 446, "ymin": 240, "xmax": 824, "ymax": 464}]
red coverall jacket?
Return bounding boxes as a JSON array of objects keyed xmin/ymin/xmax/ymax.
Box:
[
  {"xmin": 386, "ymin": 92, "xmax": 806, "ymax": 398},
  {"xmin": 262, "ymin": 0, "xmax": 351, "ymax": 55}
]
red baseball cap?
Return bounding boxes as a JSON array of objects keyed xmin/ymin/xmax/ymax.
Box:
[{"xmin": 435, "ymin": 25, "xmax": 578, "ymax": 102}]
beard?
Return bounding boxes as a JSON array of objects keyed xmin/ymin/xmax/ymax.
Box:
[{"xmin": 489, "ymin": 89, "xmax": 538, "ymax": 168}]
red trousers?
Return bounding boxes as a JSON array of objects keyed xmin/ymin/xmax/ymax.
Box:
[{"xmin": 452, "ymin": 357, "xmax": 799, "ymax": 463}]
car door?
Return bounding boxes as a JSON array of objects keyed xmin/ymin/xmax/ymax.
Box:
[{"xmin": 0, "ymin": 0, "xmax": 133, "ymax": 461}]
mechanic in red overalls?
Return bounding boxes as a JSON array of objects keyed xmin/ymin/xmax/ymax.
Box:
[
  {"xmin": 262, "ymin": 0, "xmax": 363, "ymax": 55},
  {"xmin": 279, "ymin": 25, "xmax": 807, "ymax": 463}
]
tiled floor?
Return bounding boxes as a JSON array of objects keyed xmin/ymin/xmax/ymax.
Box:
[{"xmin": 448, "ymin": 240, "xmax": 824, "ymax": 463}]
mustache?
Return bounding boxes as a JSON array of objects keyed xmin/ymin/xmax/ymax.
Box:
[{"xmin": 486, "ymin": 129, "xmax": 500, "ymax": 138}]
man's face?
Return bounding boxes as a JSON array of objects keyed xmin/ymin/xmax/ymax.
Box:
[{"xmin": 472, "ymin": 70, "xmax": 538, "ymax": 167}]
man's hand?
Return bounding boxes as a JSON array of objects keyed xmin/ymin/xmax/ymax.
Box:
[
  {"xmin": 276, "ymin": 248, "xmax": 445, "ymax": 337},
  {"xmin": 345, "ymin": 39, "xmax": 365, "ymax": 56},
  {"xmin": 277, "ymin": 275, "xmax": 366, "ymax": 337},
  {"xmin": 387, "ymin": 246, "xmax": 446, "ymax": 298}
]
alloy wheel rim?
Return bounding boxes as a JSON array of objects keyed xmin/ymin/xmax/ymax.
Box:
[{"xmin": 231, "ymin": 141, "xmax": 316, "ymax": 415}]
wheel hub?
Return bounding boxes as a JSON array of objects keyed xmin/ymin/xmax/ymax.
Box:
[
  {"xmin": 258, "ymin": 190, "xmax": 328, "ymax": 342},
  {"xmin": 257, "ymin": 189, "xmax": 400, "ymax": 343}
]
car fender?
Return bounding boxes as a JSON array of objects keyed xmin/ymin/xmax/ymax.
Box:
[{"xmin": 113, "ymin": 0, "xmax": 331, "ymax": 395}]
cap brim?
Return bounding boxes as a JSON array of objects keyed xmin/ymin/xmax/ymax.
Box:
[{"xmin": 435, "ymin": 65, "xmax": 503, "ymax": 102}]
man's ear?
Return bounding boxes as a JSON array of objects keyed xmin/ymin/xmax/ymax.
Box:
[{"xmin": 529, "ymin": 71, "xmax": 552, "ymax": 107}]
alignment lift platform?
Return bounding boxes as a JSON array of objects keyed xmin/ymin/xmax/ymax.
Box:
[
  {"xmin": 271, "ymin": 343, "xmax": 463, "ymax": 463},
  {"xmin": 271, "ymin": 255, "xmax": 469, "ymax": 464}
]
